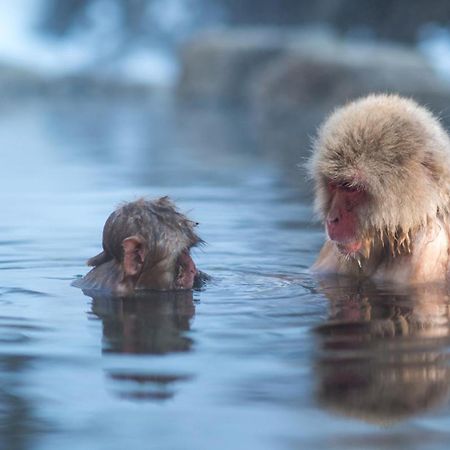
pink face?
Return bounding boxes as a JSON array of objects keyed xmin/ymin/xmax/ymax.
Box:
[
  {"xmin": 176, "ymin": 249, "xmax": 198, "ymax": 289},
  {"xmin": 326, "ymin": 182, "xmax": 367, "ymax": 254}
]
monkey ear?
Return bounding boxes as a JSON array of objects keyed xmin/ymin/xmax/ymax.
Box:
[{"xmin": 122, "ymin": 235, "xmax": 147, "ymax": 277}]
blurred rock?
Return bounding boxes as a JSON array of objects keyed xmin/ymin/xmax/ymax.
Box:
[
  {"xmin": 177, "ymin": 27, "xmax": 330, "ymax": 103},
  {"xmin": 249, "ymin": 36, "xmax": 450, "ymax": 159}
]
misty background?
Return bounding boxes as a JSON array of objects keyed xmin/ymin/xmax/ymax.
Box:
[
  {"xmin": 2, "ymin": 0, "xmax": 450, "ymax": 177},
  {"xmin": 3, "ymin": 0, "xmax": 450, "ymax": 86}
]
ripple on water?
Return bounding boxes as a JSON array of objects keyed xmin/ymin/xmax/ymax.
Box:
[
  {"xmin": 1, "ymin": 288, "xmax": 51, "ymax": 298},
  {"xmin": 107, "ymin": 371, "xmax": 194, "ymax": 402}
]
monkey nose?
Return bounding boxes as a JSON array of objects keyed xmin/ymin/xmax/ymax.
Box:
[
  {"xmin": 326, "ymin": 214, "xmax": 341, "ymax": 240},
  {"xmin": 327, "ymin": 215, "xmax": 339, "ymax": 226}
]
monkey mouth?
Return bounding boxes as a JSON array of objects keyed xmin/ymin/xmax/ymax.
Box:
[
  {"xmin": 175, "ymin": 249, "xmax": 198, "ymax": 289},
  {"xmin": 336, "ymin": 240, "xmax": 362, "ymax": 255}
]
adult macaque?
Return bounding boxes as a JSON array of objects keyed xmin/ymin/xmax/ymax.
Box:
[
  {"xmin": 74, "ymin": 197, "xmax": 206, "ymax": 295},
  {"xmin": 309, "ymin": 94, "xmax": 450, "ymax": 284}
]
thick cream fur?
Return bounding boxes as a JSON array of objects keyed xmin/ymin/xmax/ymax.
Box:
[{"xmin": 309, "ymin": 94, "xmax": 450, "ymax": 283}]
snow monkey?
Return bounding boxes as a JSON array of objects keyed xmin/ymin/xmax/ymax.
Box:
[
  {"xmin": 309, "ymin": 94, "xmax": 450, "ymax": 284},
  {"xmin": 74, "ymin": 197, "xmax": 206, "ymax": 295}
]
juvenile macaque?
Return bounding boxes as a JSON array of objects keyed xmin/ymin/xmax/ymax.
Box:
[
  {"xmin": 309, "ymin": 94, "xmax": 450, "ymax": 284},
  {"xmin": 74, "ymin": 197, "xmax": 205, "ymax": 295}
]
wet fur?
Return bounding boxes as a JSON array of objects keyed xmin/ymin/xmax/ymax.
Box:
[{"xmin": 74, "ymin": 197, "xmax": 203, "ymax": 294}]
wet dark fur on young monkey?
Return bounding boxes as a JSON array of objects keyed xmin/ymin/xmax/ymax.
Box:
[{"xmin": 74, "ymin": 197, "xmax": 207, "ymax": 296}]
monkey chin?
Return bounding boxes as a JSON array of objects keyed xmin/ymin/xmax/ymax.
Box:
[{"xmin": 335, "ymin": 240, "xmax": 363, "ymax": 256}]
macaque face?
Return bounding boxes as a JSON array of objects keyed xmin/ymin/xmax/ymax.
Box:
[
  {"xmin": 121, "ymin": 234, "xmax": 199, "ymax": 291},
  {"xmin": 176, "ymin": 249, "xmax": 198, "ymax": 288},
  {"xmin": 310, "ymin": 94, "xmax": 450, "ymax": 283},
  {"xmin": 325, "ymin": 182, "xmax": 367, "ymax": 254}
]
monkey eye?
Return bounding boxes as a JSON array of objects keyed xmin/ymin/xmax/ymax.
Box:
[
  {"xmin": 339, "ymin": 182, "xmax": 359, "ymax": 192},
  {"xmin": 328, "ymin": 181, "xmax": 361, "ymax": 193}
]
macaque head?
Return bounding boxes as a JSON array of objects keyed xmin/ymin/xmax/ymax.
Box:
[
  {"xmin": 309, "ymin": 94, "xmax": 450, "ymax": 258},
  {"xmin": 86, "ymin": 197, "xmax": 203, "ymax": 293}
]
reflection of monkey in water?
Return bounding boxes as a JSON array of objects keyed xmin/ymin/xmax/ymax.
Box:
[
  {"xmin": 314, "ymin": 278, "xmax": 450, "ymax": 423},
  {"xmin": 90, "ymin": 291, "xmax": 196, "ymax": 355},
  {"xmin": 309, "ymin": 94, "xmax": 450, "ymax": 284},
  {"xmin": 86, "ymin": 290, "xmax": 196, "ymax": 401}
]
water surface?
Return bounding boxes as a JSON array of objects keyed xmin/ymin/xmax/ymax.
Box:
[{"xmin": 1, "ymin": 95, "xmax": 450, "ymax": 450}]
